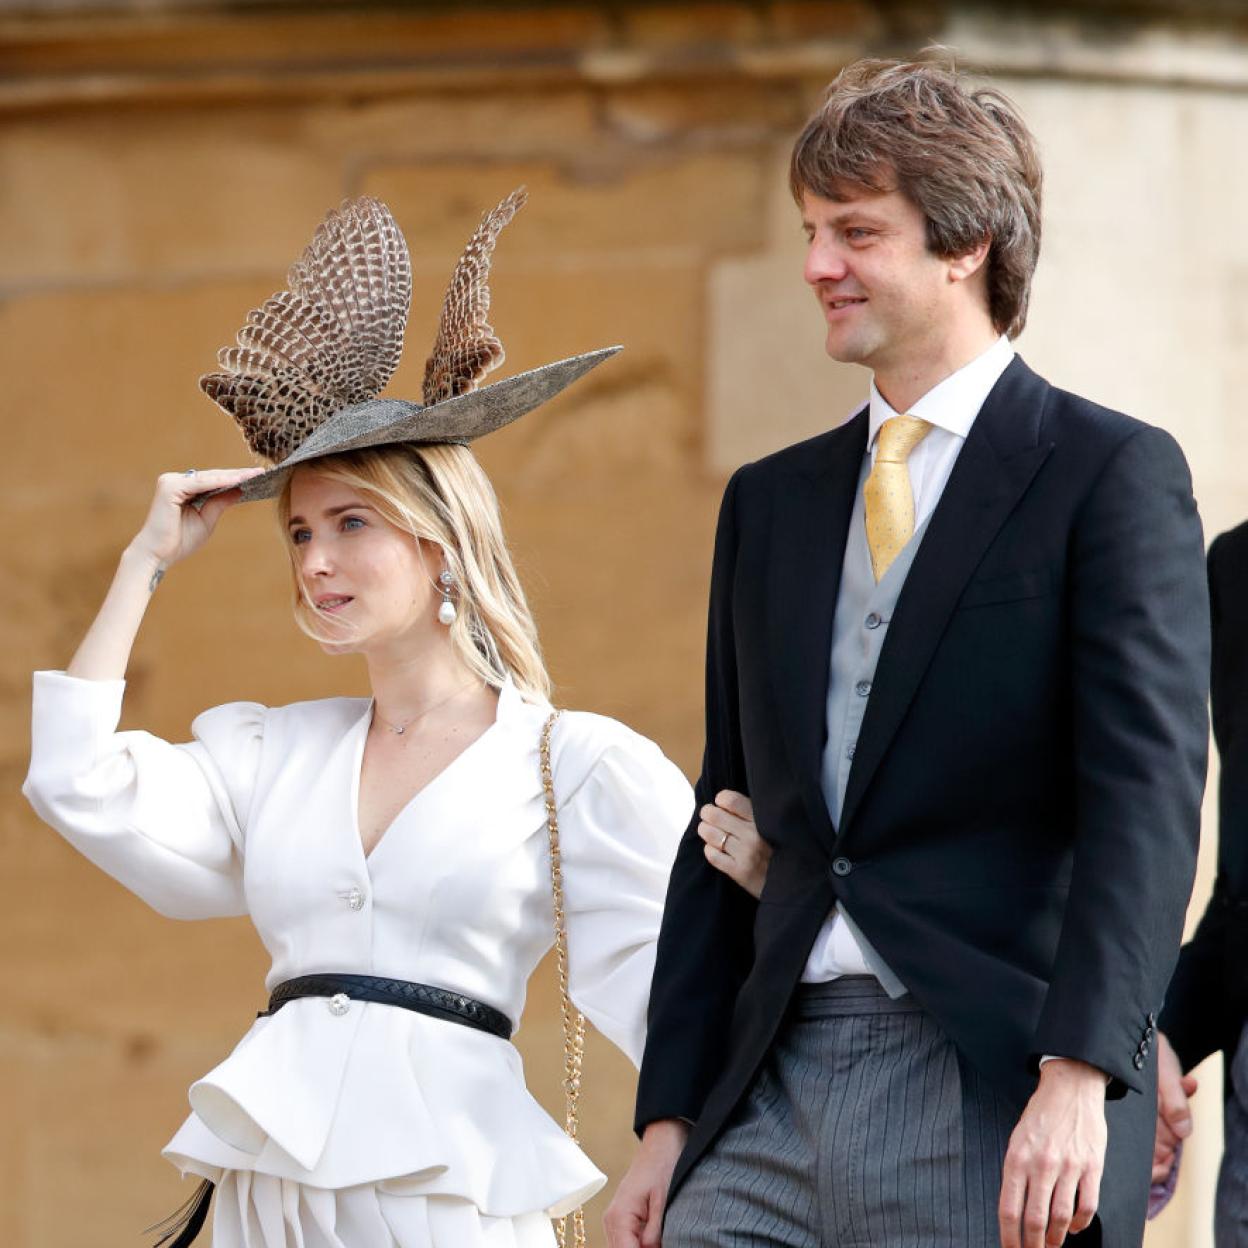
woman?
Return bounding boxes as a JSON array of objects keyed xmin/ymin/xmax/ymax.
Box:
[{"xmin": 22, "ymin": 192, "xmax": 769, "ymax": 1247}]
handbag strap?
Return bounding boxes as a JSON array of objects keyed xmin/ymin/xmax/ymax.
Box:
[{"xmin": 540, "ymin": 709, "xmax": 588, "ymax": 1248}]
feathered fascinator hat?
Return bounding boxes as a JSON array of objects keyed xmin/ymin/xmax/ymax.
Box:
[{"xmin": 200, "ymin": 188, "xmax": 618, "ymax": 502}]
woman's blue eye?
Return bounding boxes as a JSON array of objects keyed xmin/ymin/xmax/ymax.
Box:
[
  {"xmin": 341, "ymin": 516, "xmax": 365, "ymax": 531},
  {"xmin": 291, "ymin": 529, "xmax": 310, "ymax": 545}
]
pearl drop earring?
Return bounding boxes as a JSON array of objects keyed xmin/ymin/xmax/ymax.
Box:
[{"xmin": 437, "ymin": 570, "xmax": 457, "ymax": 626}]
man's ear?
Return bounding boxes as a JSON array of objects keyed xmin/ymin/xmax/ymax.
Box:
[{"xmin": 948, "ymin": 236, "xmax": 991, "ymax": 284}]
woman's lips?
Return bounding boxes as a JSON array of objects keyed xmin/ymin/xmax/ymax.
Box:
[{"xmin": 315, "ymin": 595, "xmax": 354, "ymax": 613}]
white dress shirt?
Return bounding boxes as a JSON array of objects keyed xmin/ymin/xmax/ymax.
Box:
[{"xmin": 801, "ymin": 334, "xmax": 1016, "ymax": 984}]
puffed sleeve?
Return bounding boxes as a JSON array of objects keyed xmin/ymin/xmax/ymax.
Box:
[
  {"xmin": 22, "ymin": 670, "xmax": 264, "ymax": 920},
  {"xmin": 551, "ymin": 714, "xmax": 692, "ymax": 1068}
]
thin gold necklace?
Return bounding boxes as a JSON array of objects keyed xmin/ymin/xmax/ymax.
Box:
[{"xmin": 372, "ymin": 680, "xmax": 479, "ymax": 737}]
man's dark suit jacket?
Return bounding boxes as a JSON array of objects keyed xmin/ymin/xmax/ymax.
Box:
[
  {"xmin": 636, "ymin": 357, "xmax": 1209, "ymax": 1246},
  {"xmin": 1161, "ymin": 522, "xmax": 1248, "ymax": 1077}
]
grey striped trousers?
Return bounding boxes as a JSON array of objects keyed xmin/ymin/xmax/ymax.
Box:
[
  {"xmin": 664, "ymin": 977, "xmax": 1017, "ymax": 1248},
  {"xmin": 1216, "ymin": 1021, "xmax": 1248, "ymax": 1247}
]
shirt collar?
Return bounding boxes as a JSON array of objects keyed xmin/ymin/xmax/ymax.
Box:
[{"xmin": 868, "ymin": 335, "xmax": 1014, "ymax": 449}]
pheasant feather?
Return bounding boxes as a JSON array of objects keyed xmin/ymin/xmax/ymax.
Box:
[
  {"xmin": 200, "ymin": 196, "xmax": 412, "ymax": 463},
  {"xmin": 196, "ymin": 187, "xmax": 619, "ymax": 505},
  {"xmin": 423, "ymin": 187, "xmax": 528, "ymax": 406}
]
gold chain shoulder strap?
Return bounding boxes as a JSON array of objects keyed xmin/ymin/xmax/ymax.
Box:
[{"xmin": 540, "ymin": 709, "xmax": 588, "ymax": 1248}]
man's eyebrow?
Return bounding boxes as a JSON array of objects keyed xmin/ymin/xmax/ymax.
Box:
[{"xmin": 803, "ymin": 208, "xmax": 889, "ymax": 231}]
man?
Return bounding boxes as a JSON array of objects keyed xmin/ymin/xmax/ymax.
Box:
[
  {"xmin": 606, "ymin": 57, "xmax": 1209, "ymax": 1248},
  {"xmin": 1155, "ymin": 522, "xmax": 1248, "ymax": 1244}
]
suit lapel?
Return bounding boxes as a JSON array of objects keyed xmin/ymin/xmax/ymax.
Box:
[
  {"xmin": 768, "ymin": 410, "xmax": 867, "ymax": 847},
  {"xmin": 838, "ymin": 357, "xmax": 1054, "ymax": 837}
]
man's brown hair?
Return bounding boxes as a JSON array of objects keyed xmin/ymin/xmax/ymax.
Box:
[{"xmin": 790, "ymin": 56, "xmax": 1043, "ymax": 338}]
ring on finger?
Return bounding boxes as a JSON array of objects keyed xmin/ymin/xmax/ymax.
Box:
[
  {"xmin": 183, "ymin": 468, "xmax": 197, "ymax": 476},
  {"xmin": 719, "ymin": 831, "xmax": 730, "ymax": 852}
]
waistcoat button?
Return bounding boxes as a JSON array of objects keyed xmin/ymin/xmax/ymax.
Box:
[{"xmin": 832, "ymin": 857, "xmax": 853, "ymax": 877}]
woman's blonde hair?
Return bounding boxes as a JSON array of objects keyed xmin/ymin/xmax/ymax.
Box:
[{"xmin": 277, "ymin": 443, "xmax": 551, "ymax": 700}]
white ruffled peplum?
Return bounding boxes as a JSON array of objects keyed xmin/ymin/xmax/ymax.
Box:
[
  {"xmin": 23, "ymin": 670, "xmax": 692, "ymax": 1234},
  {"xmin": 166, "ymin": 1000, "xmax": 603, "ymax": 1217}
]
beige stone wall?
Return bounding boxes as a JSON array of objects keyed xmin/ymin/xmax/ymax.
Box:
[{"xmin": 3, "ymin": 4, "xmax": 1244, "ymax": 1245}]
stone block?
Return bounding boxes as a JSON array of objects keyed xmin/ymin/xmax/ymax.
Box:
[
  {"xmin": 620, "ymin": 2, "xmax": 764, "ymax": 47},
  {"xmin": 0, "ymin": 1042, "xmax": 231, "ymax": 1247},
  {"xmin": 362, "ymin": 151, "xmax": 769, "ymax": 271},
  {"xmin": 770, "ymin": 0, "xmax": 884, "ymax": 41},
  {"xmin": 601, "ymin": 79, "xmax": 802, "ymax": 145},
  {"xmin": 4, "ymin": 800, "xmax": 266, "ymax": 1042},
  {"xmin": 706, "ymin": 248, "xmax": 863, "ymax": 472},
  {"xmin": 0, "ymin": 7, "xmax": 610, "ymax": 78},
  {"xmin": 0, "ymin": 1053, "xmax": 24, "ymax": 1246},
  {"xmin": 303, "ymin": 90, "xmax": 599, "ymax": 165},
  {"xmin": 436, "ymin": 261, "xmax": 706, "ymax": 466},
  {"xmin": 1003, "ymin": 75, "xmax": 1246, "ymax": 537},
  {"xmin": 0, "ymin": 280, "xmax": 305, "ymax": 501},
  {"xmin": 492, "ymin": 460, "xmax": 719, "ymax": 773},
  {"xmin": 0, "ymin": 113, "xmax": 340, "ymax": 288}
]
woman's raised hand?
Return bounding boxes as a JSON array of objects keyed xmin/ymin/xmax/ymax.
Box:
[
  {"xmin": 699, "ymin": 790, "xmax": 772, "ymax": 899},
  {"xmin": 130, "ymin": 468, "xmax": 264, "ymax": 570}
]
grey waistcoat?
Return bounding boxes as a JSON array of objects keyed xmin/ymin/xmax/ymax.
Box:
[{"xmin": 818, "ymin": 456, "xmax": 932, "ymax": 998}]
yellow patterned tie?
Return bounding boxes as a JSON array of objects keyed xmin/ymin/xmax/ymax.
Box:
[{"xmin": 864, "ymin": 414, "xmax": 933, "ymax": 581}]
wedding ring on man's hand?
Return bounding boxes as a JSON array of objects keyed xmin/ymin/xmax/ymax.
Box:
[{"xmin": 719, "ymin": 831, "xmax": 730, "ymax": 852}]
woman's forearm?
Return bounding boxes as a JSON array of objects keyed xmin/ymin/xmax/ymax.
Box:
[
  {"xmin": 64, "ymin": 467, "xmax": 260, "ymax": 682},
  {"xmin": 67, "ymin": 543, "xmax": 165, "ymax": 681}
]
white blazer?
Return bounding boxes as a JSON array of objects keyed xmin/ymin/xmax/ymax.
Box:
[{"xmin": 23, "ymin": 671, "xmax": 692, "ymax": 1219}]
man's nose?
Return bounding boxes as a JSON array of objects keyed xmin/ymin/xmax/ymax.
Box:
[{"xmin": 804, "ymin": 239, "xmax": 848, "ymax": 286}]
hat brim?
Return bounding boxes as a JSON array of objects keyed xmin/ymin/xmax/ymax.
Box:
[{"xmin": 212, "ymin": 346, "xmax": 621, "ymax": 504}]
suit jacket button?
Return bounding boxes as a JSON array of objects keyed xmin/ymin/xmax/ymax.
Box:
[{"xmin": 832, "ymin": 857, "xmax": 853, "ymax": 877}]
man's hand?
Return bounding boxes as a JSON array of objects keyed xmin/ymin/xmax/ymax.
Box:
[
  {"xmin": 604, "ymin": 1119, "xmax": 689, "ymax": 1248},
  {"xmin": 999, "ymin": 1058, "xmax": 1108, "ymax": 1248},
  {"xmin": 1153, "ymin": 1031, "xmax": 1197, "ymax": 1183}
]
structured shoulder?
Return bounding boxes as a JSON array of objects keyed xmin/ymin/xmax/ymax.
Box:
[
  {"xmin": 549, "ymin": 710, "xmax": 669, "ymax": 801},
  {"xmin": 737, "ymin": 408, "xmax": 868, "ymax": 487},
  {"xmin": 254, "ymin": 695, "xmax": 369, "ymax": 746},
  {"xmin": 1038, "ymin": 383, "xmax": 1152, "ymax": 453},
  {"xmin": 190, "ymin": 699, "xmax": 268, "ymax": 738}
]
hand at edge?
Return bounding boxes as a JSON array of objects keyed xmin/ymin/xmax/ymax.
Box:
[{"xmin": 604, "ymin": 1119, "xmax": 689, "ymax": 1248}]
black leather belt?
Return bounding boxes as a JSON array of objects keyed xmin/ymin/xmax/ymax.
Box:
[{"xmin": 260, "ymin": 972, "xmax": 513, "ymax": 1040}]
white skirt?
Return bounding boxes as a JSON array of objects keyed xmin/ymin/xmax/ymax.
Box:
[{"xmin": 211, "ymin": 1173, "xmax": 558, "ymax": 1248}]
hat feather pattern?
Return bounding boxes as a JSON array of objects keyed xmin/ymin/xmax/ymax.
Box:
[
  {"xmin": 423, "ymin": 186, "xmax": 527, "ymax": 405},
  {"xmin": 195, "ymin": 186, "xmax": 618, "ymax": 506},
  {"xmin": 200, "ymin": 196, "xmax": 413, "ymax": 463}
]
